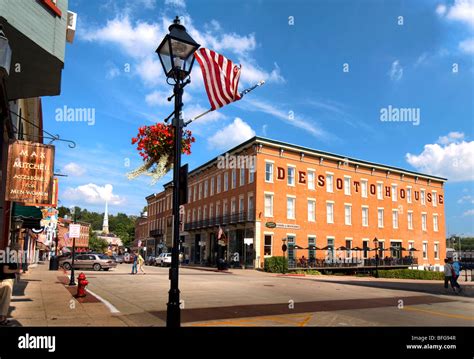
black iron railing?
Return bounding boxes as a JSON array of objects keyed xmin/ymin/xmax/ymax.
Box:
[{"xmin": 288, "ymin": 256, "xmax": 419, "ymax": 269}]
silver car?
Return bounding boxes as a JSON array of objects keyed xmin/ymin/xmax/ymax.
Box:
[{"xmin": 60, "ymin": 253, "xmax": 117, "ymax": 271}]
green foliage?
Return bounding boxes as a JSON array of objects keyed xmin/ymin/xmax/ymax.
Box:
[
  {"xmin": 377, "ymin": 269, "xmax": 444, "ymax": 280},
  {"xmin": 264, "ymin": 256, "xmax": 288, "ymax": 273},
  {"xmin": 88, "ymin": 229, "xmax": 109, "ymax": 253},
  {"xmin": 446, "ymin": 236, "xmax": 474, "ymax": 251},
  {"xmin": 57, "ymin": 206, "xmax": 137, "ymax": 247},
  {"xmin": 294, "ymin": 270, "xmax": 322, "ymax": 275}
]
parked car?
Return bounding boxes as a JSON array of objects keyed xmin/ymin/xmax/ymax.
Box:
[
  {"xmin": 155, "ymin": 253, "xmax": 172, "ymax": 267},
  {"xmin": 60, "ymin": 253, "xmax": 117, "ymax": 271},
  {"xmin": 145, "ymin": 255, "xmax": 156, "ymax": 266}
]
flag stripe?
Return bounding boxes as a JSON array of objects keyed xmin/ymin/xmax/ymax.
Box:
[{"xmin": 195, "ymin": 48, "xmax": 242, "ymax": 111}]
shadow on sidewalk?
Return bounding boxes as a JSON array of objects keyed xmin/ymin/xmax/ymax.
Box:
[{"xmin": 305, "ymin": 278, "xmax": 473, "ymax": 298}]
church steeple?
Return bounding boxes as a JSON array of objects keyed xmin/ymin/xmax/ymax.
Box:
[{"xmin": 102, "ymin": 201, "xmax": 109, "ymax": 234}]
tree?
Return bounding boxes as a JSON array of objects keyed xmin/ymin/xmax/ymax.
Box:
[{"xmin": 88, "ymin": 229, "xmax": 108, "ymax": 253}]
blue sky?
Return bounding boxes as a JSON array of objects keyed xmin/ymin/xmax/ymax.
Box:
[{"xmin": 41, "ymin": 0, "xmax": 473, "ymax": 236}]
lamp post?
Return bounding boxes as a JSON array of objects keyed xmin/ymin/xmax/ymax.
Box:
[
  {"xmin": 281, "ymin": 238, "xmax": 287, "ymax": 273},
  {"xmin": 68, "ymin": 207, "xmax": 77, "ymax": 286},
  {"xmin": 156, "ymin": 16, "xmax": 200, "ymax": 328},
  {"xmin": 373, "ymin": 237, "xmax": 379, "ymax": 278}
]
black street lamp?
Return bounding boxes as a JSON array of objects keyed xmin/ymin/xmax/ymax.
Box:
[
  {"xmin": 68, "ymin": 207, "xmax": 77, "ymax": 286},
  {"xmin": 373, "ymin": 237, "xmax": 379, "ymax": 278},
  {"xmin": 156, "ymin": 16, "xmax": 200, "ymax": 328},
  {"xmin": 0, "ymin": 26, "xmax": 12, "ymax": 77},
  {"xmin": 281, "ymin": 238, "xmax": 287, "ymax": 273}
]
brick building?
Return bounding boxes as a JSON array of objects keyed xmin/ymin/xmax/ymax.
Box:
[
  {"xmin": 145, "ymin": 137, "xmax": 447, "ymax": 270},
  {"xmin": 57, "ymin": 218, "xmax": 90, "ymax": 252}
]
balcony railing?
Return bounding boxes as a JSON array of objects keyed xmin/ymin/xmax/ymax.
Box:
[
  {"xmin": 288, "ymin": 256, "xmax": 419, "ymax": 269},
  {"xmin": 184, "ymin": 210, "xmax": 255, "ymax": 231},
  {"xmin": 149, "ymin": 229, "xmax": 163, "ymax": 237}
]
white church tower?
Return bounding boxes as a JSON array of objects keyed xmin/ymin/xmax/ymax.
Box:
[{"xmin": 102, "ymin": 201, "xmax": 109, "ymax": 234}]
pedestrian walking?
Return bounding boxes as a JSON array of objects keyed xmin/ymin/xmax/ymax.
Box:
[
  {"xmin": 452, "ymin": 258, "xmax": 463, "ymax": 293},
  {"xmin": 138, "ymin": 254, "xmax": 146, "ymax": 274},
  {"xmin": 0, "ymin": 246, "xmax": 21, "ymax": 326},
  {"xmin": 443, "ymin": 258, "xmax": 454, "ymax": 293},
  {"xmin": 130, "ymin": 252, "xmax": 138, "ymax": 275}
]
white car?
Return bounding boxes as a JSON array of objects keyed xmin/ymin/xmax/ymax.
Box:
[{"xmin": 155, "ymin": 253, "xmax": 172, "ymax": 267}]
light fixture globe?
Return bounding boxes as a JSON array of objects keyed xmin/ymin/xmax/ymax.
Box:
[
  {"xmin": 156, "ymin": 16, "xmax": 200, "ymax": 81},
  {"xmin": 0, "ymin": 26, "xmax": 12, "ymax": 77}
]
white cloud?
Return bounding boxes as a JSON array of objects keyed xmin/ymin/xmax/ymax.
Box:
[
  {"xmin": 262, "ymin": 124, "xmax": 268, "ymax": 136},
  {"xmin": 106, "ymin": 65, "xmax": 120, "ymax": 79},
  {"xmin": 437, "ymin": 131, "xmax": 465, "ymax": 145},
  {"xmin": 239, "ymin": 60, "xmax": 285, "ymax": 86},
  {"xmin": 463, "ymin": 209, "xmax": 474, "ymax": 216},
  {"xmin": 406, "ymin": 133, "xmax": 474, "ymax": 182},
  {"xmin": 62, "ymin": 184, "xmax": 124, "ymax": 205},
  {"xmin": 459, "ymin": 38, "xmax": 474, "ymax": 53},
  {"xmin": 446, "ymin": 0, "xmax": 474, "ymax": 28},
  {"xmin": 182, "ymin": 104, "xmax": 225, "ymax": 125},
  {"xmin": 63, "ymin": 162, "xmax": 86, "ymax": 177},
  {"xmin": 241, "ymin": 97, "xmax": 329, "ymax": 139},
  {"xmin": 389, "ymin": 60, "xmax": 403, "ymax": 81},
  {"xmin": 436, "ymin": 4, "xmax": 447, "ymax": 15},
  {"xmin": 208, "ymin": 118, "xmax": 255, "ymax": 150},
  {"xmin": 458, "ymin": 195, "xmax": 474, "ymax": 204},
  {"xmin": 165, "ymin": 0, "xmax": 186, "ymax": 8}
]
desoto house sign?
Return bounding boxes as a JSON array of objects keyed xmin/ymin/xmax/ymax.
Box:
[{"xmin": 5, "ymin": 140, "xmax": 55, "ymax": 206}]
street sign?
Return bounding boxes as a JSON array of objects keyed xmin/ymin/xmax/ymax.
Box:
[
  {"xmin": 69, "ymin": 224, "xmax": 81, "ymax": 238},
  {"xmin": 244, "ymin": 238, "xmax": 253, "ymax": 245}
]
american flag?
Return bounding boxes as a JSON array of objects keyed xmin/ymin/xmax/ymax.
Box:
[
  {"xmin": 218, "ymin": 226, "xmax": 226, "ymax": 240},
  {"xmin": 194, "ymin": 48, "xmax": 242, "ymax": 111}
]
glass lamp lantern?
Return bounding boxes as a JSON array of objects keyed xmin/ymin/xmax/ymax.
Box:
[{"xmin": 0, "ymin": 27, "xmax": 12, "ymax": 77}]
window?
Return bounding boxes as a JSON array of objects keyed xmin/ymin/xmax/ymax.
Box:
[
  {"xmin": 239, "ymin": 196, "xmax": 244, "ymax": 220},
  {"xmin": 326, "ymin": 202, "xmax": 334, "ymax": 224},
  {"xmin": 198, "ymin": 183, "xmax": 203, "ymax": 200},
  {"xmin": 392, "ymin": 185, "xmax": 397, "ymax": 202},
  {"xmin": 287, "ymin": 236, "xmax": 296, "ymax": 262},
  {"xmin": 308, "ymin": 199, "xmax": 316, "ymax": 222},
  {"xmin": 264, "ymin": 235, "xmax": 272, "ymax": 256},
  {"xmin": 192, "ymin": 209, "xmax": 196, "ymax": 222},
  {"xmin": 308, "ymin": 236, "xmax": 316, "ymax": 259},
  {"xmin": 326, "ymin": 174, "xmax": 334, "ymax": 193},
  {"xmin": 287, "ymin": 196, "xmax": 296, "ymax": 219},
  {"xmin": 344, "ymin": 177, "xmax": 351, "ymax": 195},
  {"xmin": 422, "ymin": 242, "xmax": 428, "ymax": 259},
  {"xmin": 362, "ymin": 207, "xmax": 369, "ymax": 227},
  {"xmin": 377, "ymin": 208, "xmax": 384, "ymax": 228},
  {"xmin": 392, "ymin": 210, "xmax": 399, "ymax": 229},
  {"xmin": 210, "ymin": 177, "xmax": 215, "ymax": 196},
  {"xmin": 217, "ymin": 175, "xmax": 221, "ymax": 193},
  {"xmin": 231, "ymin": 198, "xmax": 236, "ymax": 215},
  {"xmin": 209, "ymin": 204, "xmax": 214, "ymax": 219},
  {"xmin": 203, "ymin": 205, "xmax": 207, "ymax": 220},
  {"xmin": 362, "ymin": 240, "xmax": 369, "ymax": 259},
  {"xmin": 361, "ymin": 180, "xmax": 368, "ymax": 198},
  {"xmin": 307, "ymin": 170, "xmax": 315, "ymax": 190},
  {"xmin": 377, "ymin": 183, "xmax": 383, "ymax": 200},
  {"xmin": 223, "ymin": 200, "xmax": 228, "ymax": 217},
  {"xmin": 248, "ymin": 194, "xmax": 254, "ymax": 220},
  {"xmin": 433, "ymin": 214, "xmax": 439, "ymax": 232},
  {"xmin": 265, "ymin": 162, "xmax": 274, "ymax": 182},
  {"xmin": 224, "ymin": 172, "xmax": 229, "ymax": 191},
  {"xmin": 344, "ymin": 204, "xmax": 352, "ymax": 225},
  {"xmin": 215, "ymin": 202, "xmax": 220, "ymax": 218},
  {"xmin": 407, "ymin": 187, "xmax": 412, "ymax": 203},
  {"xmin": 421, "ymin": 190, "xmax": 426, "ymax": 205},
  {"xmin": 197, "ymin": 207, "xmax": 201, "ymax": 221},
  {"xmin": 187, "ymin": 210, "xmax": 191, "ymax": 223},
  {"xmin": 422, "ymin": 213, "xmax": 427, "ymax": 231},
  {"xmin": 193, "ymin": 185, "xmax": 197, "ymax": 201},
  {"xmin": 240, "ymin": 168, "xmax": 245, "ymax": 186},
  {"xmin": 326, "ymin": 237, "xmax": 335, "ymax": 259},
  {"xmin": 249, "ymin": 165, "xmax": 255, "ymax": 183},
  {"xmin": 433, "ymin": 191, "xmax": 437, "ymax": 207},
  {"xmin": 434, "ymin": 243, "xmax": 439, "ymax": 259},
  {"xmin": 231, "ymin": 169, "xmax": 237, "ymax": 189},
  {"xmin": 188, "ymin": 187, "xmax": 192, "ymax": 203},
  {"xmin": 288, "ymin": 166, "xmax": 295, "ymax": 186},
  {"xmin": 264, "ymin": 193, "xmax": 273, "ymax": 217},
  {"xmin": 407, "ymin": 211, "xmax": 413, "ymax": 230},
  {"xmin": 204, "ymin": 180, "xmax": 208, "ymax": 198}
]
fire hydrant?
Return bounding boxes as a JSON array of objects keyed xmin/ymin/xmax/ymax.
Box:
[{"xmin": 76, "ymin": 272, "xmax": 89, "ymax": 297}]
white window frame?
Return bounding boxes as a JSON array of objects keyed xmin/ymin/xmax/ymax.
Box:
[
  {"xmin": 433, "ymin": 214, "xmax": 439, "ymax": 232},
  {"xmin": 307, "ymin": 169, "xmax": 315, "ymax": 190},
  {"xmin": 392, "ymin": 184, "xmax": 397, "ymax": 202},
  {"xmin": 204, "ymin": 180, "xmax": 208, "ymax": 198},
  {"xmin": 377, "ymin": 182, "xmax": 383, "ymax": 200},
  {"xmin": 344, "ymin": 176, "xmax": 351, "ymax": 196},
  {"xmin": 264, "ymin": 192, "xmax": 274, "ymax": 218},
  {"xmin": 326, "ymin": 201, "xmax": 334, "ymax": 224},
  {"xmin": 210, "ymin": 177, "xmax": 215, "ymax": 196},
  {"xmin": 224, "ymin": 172, "xmax": 229, "ymax": 191},
  {"xmin": 421, "ymin": 189, "xmax": 426, "ymax": 205},
  {"xmin": 344, "ymin": 203, "xmax": 352, "ymax": 225},
  {"xmin": 263, "ymin": 233, "xmax": 273, "ymax": 257},
  {"xmin": 432, "ymin": 191, "xmax": 437, "ymax": 207},
  {"xmin": 326, "ymin": 172, "xmax": 334, "ymax": 193},
  {"xmin": 407, "ymin": 211, "xmax": 413, "ymax": 230},
  {"xmin": 287, "ymin": 165, "xmax": 296, "ymax": 186},
  {"xmin": 217, "ymin": 175, "xmax": 221, "ymax": 194},
  {"xmin": 377, "ymin": 208, "xmax": 384, "ymax": 228},
  {"xmin": 265, "ymin": 161, "xmax": 274, "ymax": 183},
  {"xmin": 362, "ymin": 206, "xmax": 369, "ymax": 227},
  {"xmin": 231, "ymin": 169, "xmax": 237, "ymax": 189},
  {"xmin": 287, "ymin": 195, "xmax": 296, "ymax": 220},
  {"xmin": 421, "ymin": 212, "xmax": 427, "ymax": 231},
  {"xmin": 240, "ymin": 168, "xmax": 245, "ymax": 186},
  {"xmin": 361, "ymin": 179, "xmax": 368, "ymax": 198},
  {"xmin": 307, "ymin": 198, "xmax": 316, "ymax": 222},
  {"xmin": 392, "ymin": 209, "xmax": 399, "ymax": 229},
  {"xmin": 434, "ymin": 242, "xmax": 439, "ymax": 260},
  {"xmin": 407, "ymin": 186, "xmax": 412, "ymax": 204},
  {"xmin": 422, "ymin": 241, "xmax": 428, "ymax": 260}
]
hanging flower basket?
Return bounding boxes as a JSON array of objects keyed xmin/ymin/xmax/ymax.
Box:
[{"xmin": 127, "ymin": 123, "xmax": 195, "ymax": 184}]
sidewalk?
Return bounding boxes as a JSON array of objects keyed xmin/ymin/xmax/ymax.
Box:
[{"xmin": 8, "ymin": 262, "xmax": 126, "ymax": 326}]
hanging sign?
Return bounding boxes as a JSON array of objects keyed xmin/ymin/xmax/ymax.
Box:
[
  {"xmin": 69, "ymin": 224, "xmax": 81, "ymax": 238},
  {"xmin": 5, "ymin": 140, "xmax": 55, "ymax": 205}
]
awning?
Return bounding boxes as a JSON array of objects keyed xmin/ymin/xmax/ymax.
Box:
[
  {"xmin": 0, "ymin": 16, "xmax": 64, "ymax": 100},
  {"xmin": 12, "ymin": 203, "xmax": 42, "ymax": 229}
]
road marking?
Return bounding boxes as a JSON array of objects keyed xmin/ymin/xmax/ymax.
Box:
[
  {"xmin": 189, "ymin": 313, "xmax": 315, "ymax": 327},
  {"xmin": 86, "ymin": 289, "xmax": 121, "ymax": 314},
  {"xmin": 403, "ymin": 306, "xmax": 474, "ymax": 321},
  {"xmin": 299, "ymin": 314, "xmax": 313, "ymax": 327}
]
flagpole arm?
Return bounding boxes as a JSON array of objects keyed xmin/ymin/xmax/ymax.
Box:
[
  {"xmin": 183, "ymin": 108, "xmax": 212, "ymax": 127},
  {"xmin": 240, "ymin": 80, "xmax": 265, "ymax": 97}
]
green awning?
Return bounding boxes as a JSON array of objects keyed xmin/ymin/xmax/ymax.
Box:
[{"xmin": 12, "ymin": 203, "xmax": 42, "ymax": 228}]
